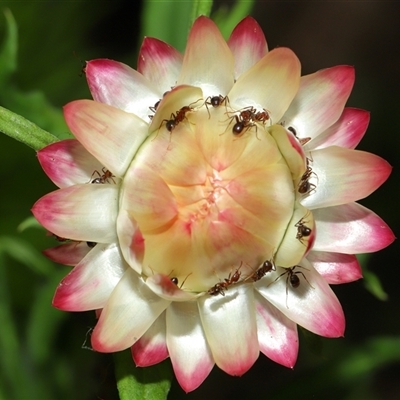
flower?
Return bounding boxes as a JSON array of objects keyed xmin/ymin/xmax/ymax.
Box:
[{"xmin": 32, "ymin": 16, "xmax": 394, "ymax": 392}]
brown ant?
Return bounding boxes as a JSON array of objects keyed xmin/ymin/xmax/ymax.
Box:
[
  {"xmin": 298, "ymin": 157, "xmax": 317, "ymax": 195},
  {"xmin": 268, "ymin": 265, "xmax": 314, "ymax": 308},
  {"xmin": 158, "ymin": 101, "xmax": 199, "ymax": 133},
  {"xmin": 207, "ymin": 266, "xmax": 242, "ymax": 296},
  {"xmin": 204, "ymin": 95, "xmax": 229, "ymax": 118},
  {"xmin": 91, "ymin": 168, "xmax": 116, "ymax": 184},
  {"xmin": 250, "ymin": 259, "xmax": 276, "ymax": 282},
  {"xmin": 231, "ymin": 114, "xmax": 257, "ymax": 136},
  {"xmin": 287, "ymin": 126, "xmax": 311, "ymax": 146},
  {"xmin": 148, "ymin": 90, "xmax": 171, "ymax": 120},
  {"xmin": 295, "ymin": 214, "xmax": 312, "ymax": 244},
  {"xmin": 170, "ymin": 273, "xmax": 192, "ymax": 289},
  {"xmin": 254, "ymin": 109, "xmax": 271, "ymax": 124}
]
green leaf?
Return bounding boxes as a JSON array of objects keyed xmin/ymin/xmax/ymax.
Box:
[
  {"xmin": 213, "ymin": 0, "xmax": 255, "ymax": 39},
  {"xmin": 191, "ymin": 0, "xmax": 213, "ymax": 24},
  {"xmin": 363, "ymin": 270, "xmax": 388, "ymax": 301},
  {"xmin": 26, "ymin": 268, "xmax": 69, "ymax": 364},
  {"xmin": 357, "ymin": 253, "xmax": 388, "ymax": 301},
  {"xmin": 0, "ymin": 105, "xmax": 59, "ymax": 150},
  {"xmin": 17, "ymin": 216, "xmax": 43, "ymax": 232},
  {"xmin": 140, "ymin": 0, "xmax": 193, "ymax": 52},
  {"xmin": 0, "ymin": 9, "xmax": 17, "ymax": 86},
  {"xmin": 0, "ymin": 235, "xmax": 54, "ymax": 276},
  {"xmin": 114, "ymin": 350, "xmax": 173, "ymax": 400}
]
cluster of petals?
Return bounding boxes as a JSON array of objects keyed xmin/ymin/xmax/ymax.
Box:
[{"xmin": 32, "ymin": 16, "xmax": 394, "ymax": 392}]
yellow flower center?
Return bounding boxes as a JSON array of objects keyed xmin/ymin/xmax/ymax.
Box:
[{"xmin": 119, "ymin": 89, "xmax": 312, "ymax": 293}]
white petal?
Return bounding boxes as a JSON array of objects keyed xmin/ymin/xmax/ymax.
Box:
[
  {"xmin": 91, "ymin": 269, "xmax": 170, "ymax": 352},
  {"xmin": 198, "ymin": 284, "xmax": 259, "ymax": 375},
  {"xmin": 166, "ymin": 302, "xmax": 214, "ymax": 392}
]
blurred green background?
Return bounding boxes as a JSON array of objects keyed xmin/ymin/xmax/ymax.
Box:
[{"xmin": 0, "ymin": 1, "xmax": 399, "ymax": 399}]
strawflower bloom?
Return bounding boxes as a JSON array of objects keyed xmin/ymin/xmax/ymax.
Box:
[{"xmin": 32, "ymin": 16, "xmax": 394, "ymax": 392}]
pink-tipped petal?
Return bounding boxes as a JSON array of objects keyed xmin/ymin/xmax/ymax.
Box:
[
  {"xmin": 86, "ymin": 59, "xmax": 160, "ymax": 121},
  {"xmin": 32, "ymin": 184, "xmax": 118, "ymax": 243},
  {"xmin": 307, "ymin": 251, "xmax": 362, "ymax": 284},
  {"xmin": 228, "ymin": 16, "xmax": 268, "ymax": 79},
  {"xmin": 91, "ymin": 269, "xmax": 170, "ymax": 352},
  {"xmin": 138, "ymin": 37, "xmax": 183, "ymax": 93},
  {"xmin": 255, "ymin": 292, "xmax": 298, "ymax": 368},
  {"xmin": 43, "ymin": 241, "xmax": 92, "ymax": 266},
  {"xmin": 313, "ymin": 202, "xmax": 395, "ymax": 254},
  {"xmin": 306, "ymin": 108, "xmax": 370, "ymax": 150},
  {"xmin": 178, "ymin": 16, "xmax": 234, "ymax": 96},
  {"xmin": 38, "ymin": 139, "xmax": 103, "ymax": 188},
  {"xmin": 256, "ymin": 263, "xmax": 345, "ymax": 338},
  {"xmin": 302, "ymin": 146, "xmax": 392, "ymax": 209},
  {"xmin": 53, "ymin": 243, "xmax": 126, "ymax": 311},
  {"xmin": 166, "ymin": 302, "xmax": 214, "ymax": 393},
  {"xmin": 64, "ymin": 100, "xmax": 149, "ymax": 177},
  {"xmin": 229, "ymin": 47, "xmax": 301, "ymax": 123},
  {"xmin": 131, "ymin": 313, "xmax": 169, "ymax": 367},
  {"xmin": 282, "ymin": 66, "xmax": 355, "ymax": 140},
  {"xmin": 198, "ymin": 285, "xmax": 259, "ymax": 376}
]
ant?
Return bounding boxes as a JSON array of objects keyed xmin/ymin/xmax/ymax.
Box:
[
  {"xmin": 231, "ymin": 114, "xmax": 257, "ymax": 136},
  {"xmin": 148, "ymin": 90, "xmax": 171, "ymax": 120},
  {"xmin": 295, "ymin": 214, "xmax": 312, "ymax": 244},
  {"xmin": 268, "ymin": 265, "xmax": 314, "ymax": 308},
  {"xmin": 250, "ymin": 259, "xmax": 276, "ymax": 282},
  {"xmin": 205, "ymin": 95, "xmax": 228, "ymax": 108},
  {"xmin": 298, "ymin": 157, "xmax": 317, "ymax": 195},
  {"xmin": 207, "ymin": 266, "xmax": 242, "ymax": 296},
  {"xmin": 287, "ymin": 126, "xmax": 311, "ymax": 146},
  {"xmin": 90, "ymin": 168, "xmax": 116, "ymax": 184},
  {"xmin": 158, "ymin": 100, "xmax": 199, "ymax": 133},
  {"xmin": 170, "ymin": 273, "xmax": 192, "ymax": 289},
  {"xmin": 298, "ymin": 167, "xmax": 317, "ymax": 195}
]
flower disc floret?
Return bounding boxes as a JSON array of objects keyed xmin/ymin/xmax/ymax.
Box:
[{"xmin": 118, "ymin": 85, "xmax": 309, "ymax": 293}]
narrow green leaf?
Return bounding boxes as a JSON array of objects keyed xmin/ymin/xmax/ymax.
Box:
[
  {"xmin": 140, "ymin": 0, "xmax": 193, "ymax": 52},
  {"xmin": 0, "ymin": 235, "xmax": 54, "ymax": 276},
  {"xmin": 363, "ymin": 270, "xmax": 388, "ymax": 301},
  {"xmin": 0, "ymin": 249, "xmax": 27, "ymax": 399},
  {"xmin": 114, "ymin": 350, "xmax": 173, "ymax": 400},
  {"xmin": 17, "ymin": 216, "xmax": 43, "ymax": 232},
  {"xmin": 213, "ymin": 0, "xmax": 255, "ymax": 39},
  {"xmin": 0, "ymin": 9, "xmax": 17, "ymax": 86},
  {"xmin": 0, "ymin": 105, "xmax": 59, "ymax": 150},
  {"xmin": 191, "ymin": 0, "xmax": 213, "ymax": 25},
  {"xmin": 26, "ymin": 268, "xmax": 68, "ymax": 364}
]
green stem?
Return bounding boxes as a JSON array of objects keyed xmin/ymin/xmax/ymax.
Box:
[{"xmin": 0, "ymin": 106, "xmax": 59, "ymax": 150}]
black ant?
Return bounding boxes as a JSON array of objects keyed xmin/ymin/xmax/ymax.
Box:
[
  {"xmin": 268, "ymin": 265, "xmax": 314, "ymax": 308},
  {"xmin": 295, "ymin": 214, "xmax": 312, "ymax": 244},
  {"xmin": 250, "ymin": 259, "xmax": 276, "ymax": 282},
  {"xmin": 90, "ymin": 168, "xmax": 116, "ymax": 184},
  {"xmin": 207, "ymin": 266, "xmax": 242, "ymax": 296},
  {"xmin": 298, "ymin": 157, "xmax": 317, "ymax": 195}
]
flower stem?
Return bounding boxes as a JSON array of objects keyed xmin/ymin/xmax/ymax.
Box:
[{"xmin": 0, "ymin": 106, "xmax": 58, "ymax": 150}]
